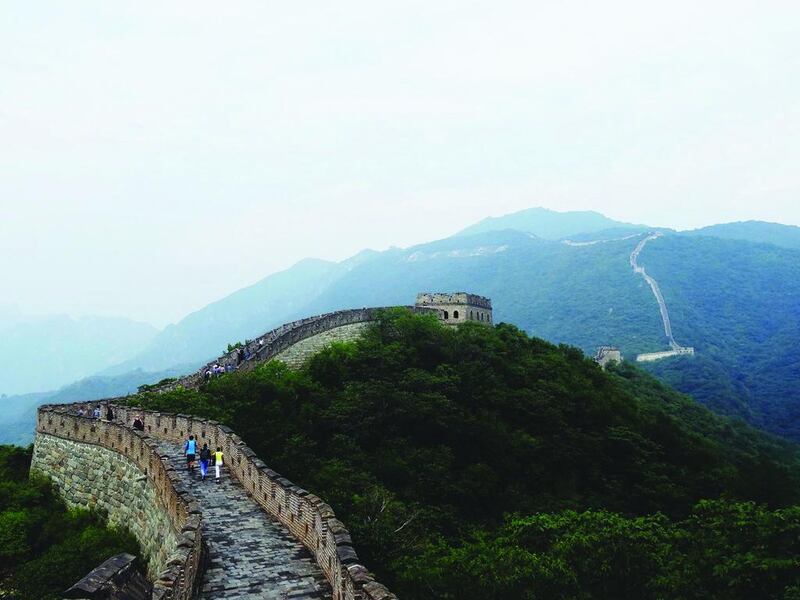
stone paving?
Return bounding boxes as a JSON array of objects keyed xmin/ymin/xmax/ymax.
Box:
[{"xmin": 157, "ymin": 442, "xmax": 332, "ymax": 600}]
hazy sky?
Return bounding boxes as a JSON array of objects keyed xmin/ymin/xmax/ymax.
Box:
[{"xmin": 2, "ymin": 1, "xmax": 799, "ymax": 327}]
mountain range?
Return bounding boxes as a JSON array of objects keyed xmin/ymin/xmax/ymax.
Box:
[
  {"xmin": 3, "ymin": 207, "xmax": 800, "ymax": 443},
  {"xmin": 0, "ymin": 314, "xmax": 157, "ymax": 397}
]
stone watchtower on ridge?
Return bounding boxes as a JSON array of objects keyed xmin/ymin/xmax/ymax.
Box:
[{"xmin": 415, "ymin": 292, "xmax": 493, "ymax": 325}]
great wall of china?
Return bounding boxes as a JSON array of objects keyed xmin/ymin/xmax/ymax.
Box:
[
  {"xmin": 629, "ymin": 233, "xmax": 695, "ymax": 362},
  {"xmin": 564, "ymin": 232, "xmax": 695, "ymax": 365},
  {"xmin": 33, "ymin": 293, "xmax": 494, "ymax": 600}
]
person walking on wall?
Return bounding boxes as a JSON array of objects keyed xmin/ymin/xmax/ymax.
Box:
[
  {"xmin": 213, "ymin": 447, "xmax": 223, "ymax": 483},
  {"xmin": 184, "ymin": 435, "xmax": 197, "ymax": 474},
  {"xmin": 105, "ymin": 404, "xmax": 114, "ymax": 422},
  {"xmin": 92, "ymin": 405, "xmax": 101, "ymax": 419},
  {"xmin": 199, "ymin": 443, "xmax": 211, "ymax": 481},
  {"xmin": 133, "ymin": 415, "xmax": 145, "ymax": 431}
]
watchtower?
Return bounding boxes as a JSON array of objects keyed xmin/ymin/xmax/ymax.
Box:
[
  {"xmin": 415, "ymin": 292, "xmax": 493, "ymax": 326},
  {"xmin": 595, "ymin": 346, "xmax": 622, "ymax": 369}
]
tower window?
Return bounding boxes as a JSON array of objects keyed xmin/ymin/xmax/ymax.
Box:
[
  {"xmin": 453, "ymin": 310, "xmax": 459, "ymax": 319},
  {"xmin": 443, "ymin": 311, "xmax": 449, "ymax": 319}
]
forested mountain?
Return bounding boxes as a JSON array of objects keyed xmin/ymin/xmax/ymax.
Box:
[
  {"xmin": 0, "ymin": 314, "xmax": 157, "ymax": 396},
  {"xmin": 93, "ymin": 208, "xmax": 800, "ymax": 442},
  {"xmin": 128, "ymin": 311, "xmax": 800, "ymax": 599},
  {"xmin": 685, "ymin": 220, "xmax": 800, "ymax": 249}
]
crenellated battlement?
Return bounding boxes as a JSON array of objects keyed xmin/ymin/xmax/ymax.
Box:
[
  {"xmin": 34, "ymin": 399, "xmax": 397, "ymax": 600},
  {"xmin": 32, "ymin": 405, "xmax": 204, "ymax": 600}
]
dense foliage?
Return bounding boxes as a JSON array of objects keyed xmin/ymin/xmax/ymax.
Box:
[
  {"xmin": 128, "ymin": 311, "xmax": 800, "ymax": 598},
  {"xmin": 0, "ymin": 445, "xmax": 140, "ymax": 599},
  {"xmin": 642, "ymin": 235, "xmax": 800, "ymax": 439}
]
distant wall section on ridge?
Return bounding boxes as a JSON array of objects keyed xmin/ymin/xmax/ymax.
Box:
[
  {"xmin": 159, "ymin": 306, "xmax": 434, "ymax": 391},
  {"xmin": 271, "ymin": 322, "xmax": 371, "ymax": 368},
  {"xmin": 158, "ymin": 292, "xmax": 494, "ymax": 392}
]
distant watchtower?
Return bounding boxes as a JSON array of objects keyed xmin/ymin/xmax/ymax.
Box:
[
  {"xmin": 415, "ymin": 292, "xmax": 493, "ymax": 326},
  {"xmin": 595, "ymin": 346, "xmax": 622, "ymax": 369}
]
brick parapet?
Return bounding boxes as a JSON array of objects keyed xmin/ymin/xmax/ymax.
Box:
[
  {"xmin": 100, "ymin": 401, "xmax": 397, "ymax": 600},
  {"xmin": 34, "ymin": 404, "xmax": 204, "ymax": 600}
]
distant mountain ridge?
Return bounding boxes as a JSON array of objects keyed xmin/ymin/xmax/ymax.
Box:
[
  {"xmin": 105, "ymin": 250, "xmax": 382, "ymax": 375},
  {"xmin": 457, "ymin": 207, "xmax": 647, "ymax": 240},
  {"xmin": 684, "ymin": 220, "xmax": 800, "ymax": 249},
  {"xmin": 5, "ymin": 207, "xmax": 800, "ymax": 444},
  {"xmin": 0, "ymin": 314, "xmax": 158, "ymax": 396}
]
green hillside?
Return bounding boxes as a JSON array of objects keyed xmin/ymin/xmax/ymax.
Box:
[
  {"xmin": 685, "ymin": 220, "xmax": 800, "ymax": 250},
  {"xmin": 638, "ymin": 235, "xmax": 800, "ymax": 437},
  {"xmin": 127, "ymin": 311, "xmax": 800, "ymax": 599},
  {"xmin": 0, "ymin": 446, "xmax": 139, "ymax": 599},
  {"xmin": 293, "ymin": 230, "xmax": 800, "ymax": 440},
  {"xmin": 97, "ymin": 211, "xmax": 800, "ymax": 442}
]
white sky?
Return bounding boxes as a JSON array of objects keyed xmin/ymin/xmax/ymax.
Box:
[{"xmin": 2, "ymin": 1, "xmax": 799, "ymax": 327}]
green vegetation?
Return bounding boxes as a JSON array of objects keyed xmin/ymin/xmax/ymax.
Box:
[
  {"xmin": 226, "ymin": 341, "xmax": 245, "ymax": 353},
  {"xmin": 127, "ymin": 310, "xmax": 800, "ymax": 599},
  {"xmin": 642, "ymin": 235, "xmax": 800, "ymax": 439},
  {"xmin": 0, "ymin": 445, "xmax": 140, "ymax": 600}
]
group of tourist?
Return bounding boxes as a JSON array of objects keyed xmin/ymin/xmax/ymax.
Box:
[
  {"xmin": 183, "ymin": 435, "xmax": 224, "ymax": 482},
  {"xmin": 203, "ymin": 363, "xmax": 235, "ymax": 382},
  {"xmin": 201, "ymin": 340, "xmax": 268, "ymax": 383},
  {"xmin": 73, "ymin": 405, "xmax": 225, "ymax": 482},
  {"xmin": 76, "ymin": 404, "xmax": 114, "ymax": 421}
]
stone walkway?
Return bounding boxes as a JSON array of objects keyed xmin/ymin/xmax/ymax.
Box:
[{"xmin": 157, "ymin": 442, "xmax": 332, "ymax": 600}]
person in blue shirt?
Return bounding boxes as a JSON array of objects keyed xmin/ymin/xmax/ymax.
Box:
[{"xmin": 184, "ymin": 435, "xmax": 197, "ymax": 474}]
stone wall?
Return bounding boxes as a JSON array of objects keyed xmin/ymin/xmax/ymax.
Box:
[
  {"xmin": 32, "ymin": 405, "xmax": 204, "ymax": 600},
  {"xmin": 107, "ymin": 403, "xmax": 397, "ymax": 600},
  {"xmin": 271, "ymin": 322, "xmax": 371, "ymax": 368},
  {"xmin": 32, "ymin": 434, "xmax": 178, "ymax": 579},
  {"xmin": 158, "ymin": 306, "xmax": 437, "ymax": 392}
]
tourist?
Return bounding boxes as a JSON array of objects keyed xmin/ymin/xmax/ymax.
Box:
[
  {"xmin": 77, "ymin": 406, "xmax": 86, "ymax": 417},
  {"xmin": 133, "ymin": 415, "xmax": 145, "ymax": 431},
  {"xmin": 237, "ymin": 348, "xmax": 245, "ymax": 365},
  {"xmin": 213, "ymin": 446, "xmax": 223, "ymax": 483},
  {"xmin": 204, "ymin": 369, "xmax": 211, "ymax": 383},
  {"xmin": 92, "ymin": 405, "xmax": 101, "ymax": 419},
  {"xmin": 105, "ymin": 404, "xmax": 114, "ymax": 421},
  {"xmin": 199, "ymin": 443, "xmax": 211, "ymax": 481},
  {"xmin": 184, "ymin": 435, "xmax": 197, "ymax": 474}
]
